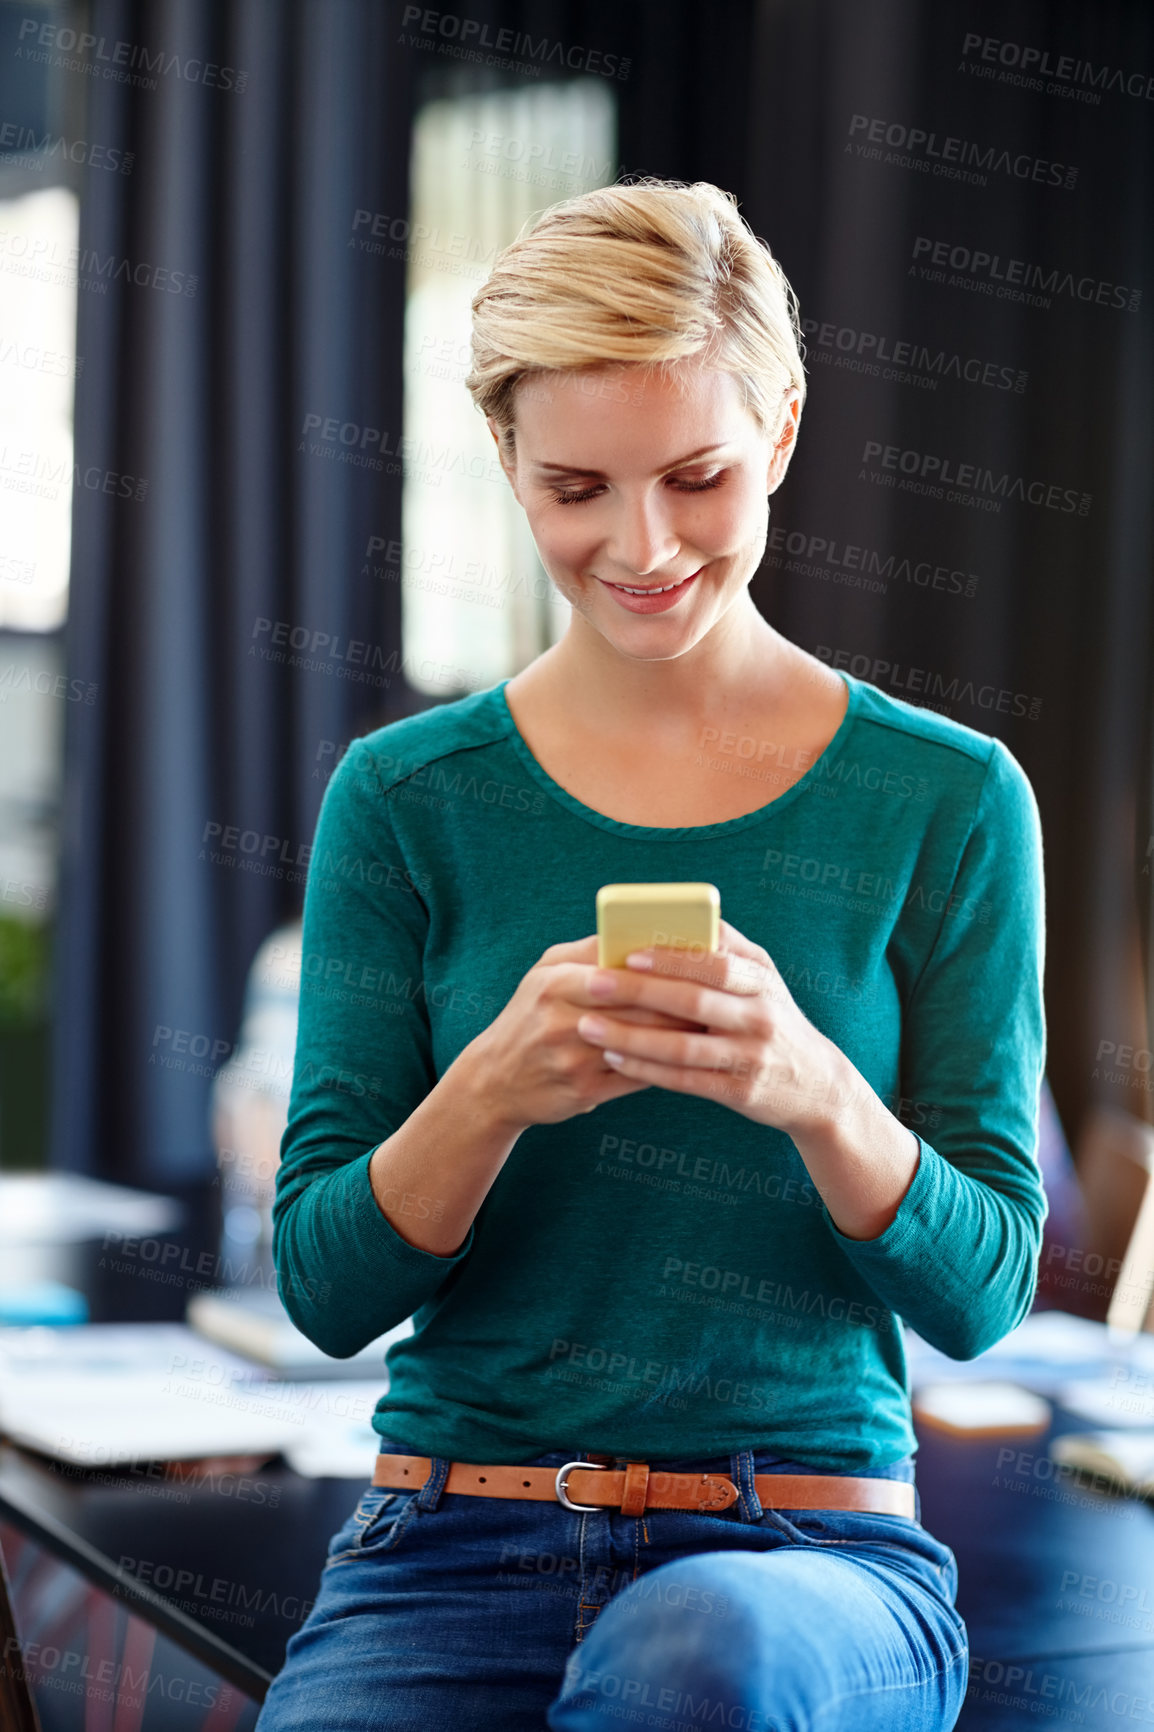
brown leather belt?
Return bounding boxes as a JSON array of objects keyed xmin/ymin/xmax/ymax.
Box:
[{"xmin": 372, "ymin": 1453, "xmax": 915, "ymax": 1519}]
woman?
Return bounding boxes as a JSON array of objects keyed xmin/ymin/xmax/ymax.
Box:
[{"xmin": 258, "ymin": 179, "xmax": 1046, "ymax": 1731}]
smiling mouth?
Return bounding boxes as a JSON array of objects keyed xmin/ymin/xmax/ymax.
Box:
[{"xmin": 601, "ymin": 570, "xmax": 700, "ymax": 595}]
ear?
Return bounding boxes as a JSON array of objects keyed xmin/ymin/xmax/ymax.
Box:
[
  {"xmin": 487, "ymin": 416, "xmax": 521, "ymax": 502},
  {"xmin": 766, "ymin": 394, "xmax": 801, "ymax": 494}
]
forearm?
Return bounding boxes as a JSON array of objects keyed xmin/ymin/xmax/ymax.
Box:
[
  {"xmin": 789, "ymin": 1046, "xmax": 1043, "ymax": 1359},
  {"xmin": 790, "ymin": 1045, "xmax": 921, "ymax": 1241},
  {"xmin": 367, "ymin": 1039, "xmax": 526, "ymax": 1255},
  {"xmin": 273, "ymin": 1041, "xmax": 527, "ymax": 1355}
]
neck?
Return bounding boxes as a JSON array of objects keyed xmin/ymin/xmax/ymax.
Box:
[{"xmin": 537, "ymin": 592, "xmax": 796, "ymax": 738}]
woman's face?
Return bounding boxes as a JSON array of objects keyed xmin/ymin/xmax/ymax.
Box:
[{"xmin": 489, "ymin": 360, "xmax": 799, "ymax": 652}]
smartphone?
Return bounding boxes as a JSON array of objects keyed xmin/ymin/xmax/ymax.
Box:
[{"xmin": 595, "ymin": 882, "xmax": 721, "ymax": 969}]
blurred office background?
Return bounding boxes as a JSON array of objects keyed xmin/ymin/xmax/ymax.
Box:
[{"xmin": 0, "ymin": 0, "xmax": 1151, "ymax": 1325}]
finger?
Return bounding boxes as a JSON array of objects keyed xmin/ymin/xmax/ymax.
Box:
[
  {"xmin": 599, "ymin": 1070, "xmax": 653, "ymax": 1095},
  {"xmin": 623, "ymin": 918, "xmax": 770, "ymax": 993},
  {"xmin": 539, "ymin": 935, "xmax": 600, "ymax": 965},
  {"xmin": 597, "ymin": 1045, "xmax": 747, "ymax": 1107},
  {"xmin": 577, "ymin": 1018, "xmax": 735, "ymax": 1070},
  {"xmin": 729, "ymin": 927, "xmax": 788, "ymax": 991},
  {"xmin": 603, "ymin": 1047, "xmax": 804, "ymax": 1119},
  {"xmin": 716, "ymin": 918, "xmax": 772, "ymax": 962},
  {"xmin": 611, "ymin": 1005, "xmax": 710, "ymax": 1031},
  {"xmin": 637, "ymin": 943, "xmax": 766, "ymax": 998},
  {"xmin": 608, "ymin": 948, "xmax": 768, "ymax": 1019},
  {"xmin": 559, "ymin": 962, "xmax": 707, "ymax": 1011},
  {"xmin": 544, "ymin": 945, "xmax": 705, "ymax": 1011},
  {"xmin": 553, "ymin": 959, "xmax": 637, "ymax": 1008}
]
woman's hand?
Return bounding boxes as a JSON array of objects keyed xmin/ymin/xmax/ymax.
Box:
[
  {"xmin": 571, "ymin": 915, "xmax": 923, "ymax": 1240},
  {"xmin": 465, "ymin": 919, "xmax": 920, "ymax": 1240},
  {"xmin": 572, "ymin": 916, "xmax": 853, "ymax": 1138},
  {"xmin": 466, "ymin": 934, "xmax": 710, "ymax": 1133}
]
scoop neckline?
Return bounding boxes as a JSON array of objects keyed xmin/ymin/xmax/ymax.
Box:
[{"xmin": 495, "ymin": 669, "xmax": 860, "ymax": 839}]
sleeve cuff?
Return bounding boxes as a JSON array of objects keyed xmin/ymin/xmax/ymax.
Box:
[
  {"xmin": 822, "ymin": 1132, "xmax": 937, "ymax": 1255},
  {"xmin": 350, "ymin": 1148, "xmax": 475, "ymax": 1270}
]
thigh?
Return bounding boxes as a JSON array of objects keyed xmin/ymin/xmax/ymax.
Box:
[
  {"xmin": 547, "ymin": 1515, "xmax": 970, "ymax": 1732},
  {"xmin": 255, "ymin": 1482, "xmax": 584, "ymax": 1732}
]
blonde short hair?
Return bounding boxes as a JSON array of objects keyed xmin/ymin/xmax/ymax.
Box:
[{"xmin": 464, "ymin": 177, "xmax": 806, "ymax": 453}]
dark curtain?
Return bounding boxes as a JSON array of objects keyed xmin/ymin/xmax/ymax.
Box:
[
  {"xmin": 740, "ymin": 0, "xmax": 1154, "ymax": 1149},
  {"xmin": 52, "ymin": 0, "xmax": 1152, "ymax": 1190},
  {"xmin": 52, "ymin": 0, "xmax": 418, "ymax": 1185}
]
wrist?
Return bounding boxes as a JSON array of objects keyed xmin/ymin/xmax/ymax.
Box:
[
  {"xmin": 768, "ymin": 1035, "xmax": 857, "ymax": 1143},
  {"xmin": 789, "ymin": 1051, "xmax": 921, "ymax": 1242},
  {"xmin": 453, "ymin": 1037, "xmax": 528, "ymax": 1140}
]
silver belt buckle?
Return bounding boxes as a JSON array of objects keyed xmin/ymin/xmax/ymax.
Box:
[{"xmin": 555, "ymin": 1459, "xmax": 611, "ymax": 1512}]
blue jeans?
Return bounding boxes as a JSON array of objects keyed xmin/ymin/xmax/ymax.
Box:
[{"xmin": 256, "ymin": 1436, "xmax": 968, "ymax": 1731}]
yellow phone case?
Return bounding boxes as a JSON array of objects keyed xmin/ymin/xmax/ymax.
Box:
[{"xmin": 595, "ymin": 883, "xmax": 721, "ymax": 969}]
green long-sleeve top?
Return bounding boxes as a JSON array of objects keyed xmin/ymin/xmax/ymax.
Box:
[{"xmin": 272, "ymin": 670, "xmax": 1048, "ymax": 1472}]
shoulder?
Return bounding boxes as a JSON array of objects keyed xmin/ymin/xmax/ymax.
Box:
[
  {"xmin": 842, "ymin": 675, "xmax": 1018, "ymax": 786},
  {"xmin": 846, "ymin": 672, "xmax": 991, "ymax": 767},
  {"xmin": 842, "ymin": 673, "xmax": 1035, "ymax": 813},
  {"xmin": 337, "ymin": 684, "xmax": 515, "ymax": 797}
]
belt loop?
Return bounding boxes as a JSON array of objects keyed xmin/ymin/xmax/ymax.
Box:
[
  {"xmin": 730, "ymin": 1448, "xmax": 763, "ymax": 1523},
  {"xmin": 620, "ymin": 1461, "xmax": 650, "ymax": 1518},
  {"xmin": 416, "ymin": 1455, "xmax": 451, "ymax": 1511}
]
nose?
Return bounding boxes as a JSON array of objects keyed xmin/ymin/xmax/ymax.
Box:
[{"xmin": 604, "ymin": 489, "xmax": 680, "ymax": 578}]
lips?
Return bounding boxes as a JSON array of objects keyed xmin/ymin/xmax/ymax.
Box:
[
  {"xmin": 607, "ymin": 581, "xmax": 681, "ymax": 594},
  {"xmin": 598, "ymin": 569, "xmax": 702, "ymax": 613}
]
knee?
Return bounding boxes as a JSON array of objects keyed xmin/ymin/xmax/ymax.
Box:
[
  {"xmin": 612, "ymin": 1552, "xmax": 750, "ymax": 1642},
  {"xmin": 553, "ymin": 1554, "xmax": 764, "ymax": 1724}
]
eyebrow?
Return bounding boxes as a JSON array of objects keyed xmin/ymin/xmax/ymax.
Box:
[{"xmin": 531, "ymin": 443, "xmax": 734, "ymax": 479}]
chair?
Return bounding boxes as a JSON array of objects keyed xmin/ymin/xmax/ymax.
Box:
[
  {"xmin": 0, "ymin": 1536, "xmax": 42, "ymax": 1732},
  {"xmin": 1075, "ymin": 1103, "xmax": 1154, "ymax": 1332}
]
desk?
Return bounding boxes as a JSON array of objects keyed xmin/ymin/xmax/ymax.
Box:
[
  {"xmin": 918, "ymin": 1406, "xmax": 1154, "ymax": 1728},
  {"xmin": 0, "ymin": 1441, "xmax": 359, "ymax": 1723},
  {"xmin": 2, "ymin": 1411, "xmax": 1153, "ymax": 1729}
]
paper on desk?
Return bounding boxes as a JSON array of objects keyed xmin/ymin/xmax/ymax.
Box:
[
  {"xmin": 1054, "ymin": 1376, "xmax": 1154, "ymax": 1429},
  {"xmin": 281, "ymin": 1414, "xmax": 383, "ymax": 1478},
  {"xmin": 0, "ymin": 1323, "xmax": 229, "ymax": 1379},
  {"xmin": 912, "ymin": 1380, "xmax": 1052, "ymax": 1435},
  {"xmin": 0, "ymin": 1322, "xmax": 387, "ymax": 1469},
  {"xmin": 0, "ymin": 1175, "xmax": 182, "ymax": 1243},
  {"xmin": 1049, "ymin": 1428, "xmax": 1154, "ymax": 1493}
]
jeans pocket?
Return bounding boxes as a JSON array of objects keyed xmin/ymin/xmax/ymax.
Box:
[
  {"xmin": 804, "ymin": 1511, "xmax": 963, "ymax": 1611},
  {"xmin": 325, "ymin": 1485, "xmax": 421, "ymax": 1567},
  {"xmin": 784, "ymin": 1505, "xmax": 914, "ymax": 1540}
]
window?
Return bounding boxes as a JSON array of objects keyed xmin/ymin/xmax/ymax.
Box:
[
  {"xmin": 400, "ymin": 76, "xmax": 618, "ymax": 696},
  {"xmin": 0, "ymin": 0, "xmax": 86, "ymax": 1166},
  {"xmin": 0, "ymin": 183, "xmax": 77, "ymax": 632}
]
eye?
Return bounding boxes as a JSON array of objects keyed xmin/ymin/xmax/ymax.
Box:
[
  {"xmin": 675, "ymin": 472, "xmax": 727, "ymax": 493},
  {"xmin": 549, "ymin": 484, "xmax": 602, "ymax": 506},
  {"xmin": 548, "ymin": 472, "xmax": 727, "ymax": 506}
]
